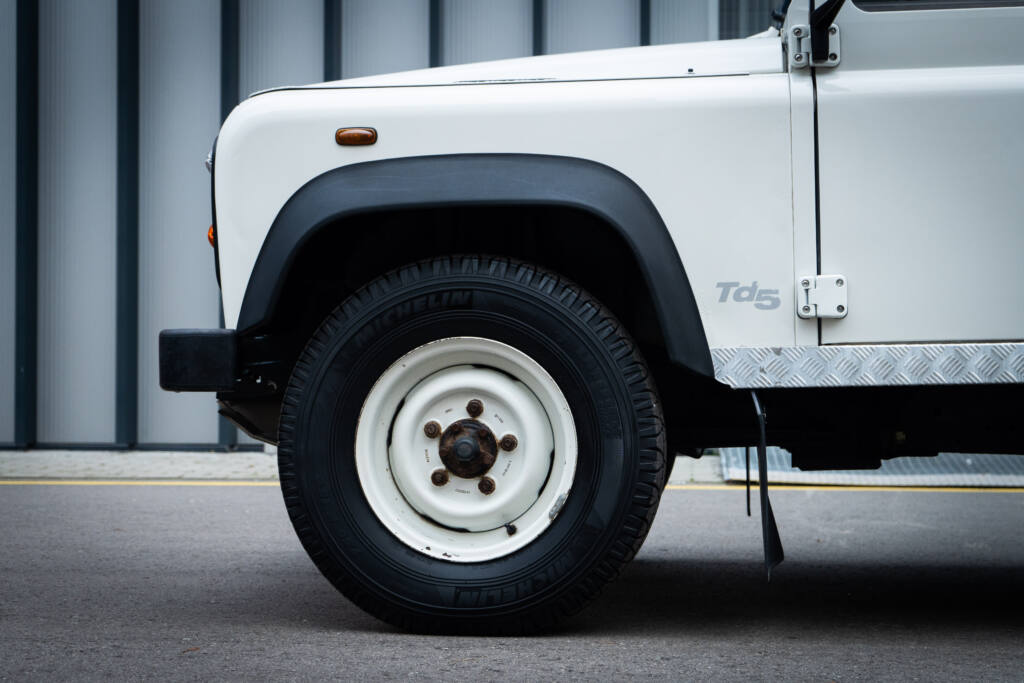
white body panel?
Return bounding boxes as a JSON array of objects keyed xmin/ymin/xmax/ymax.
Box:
[
  {"xmin": 215, "ymin": 38, "xmax": 795, "ymax": 348},
  {"xmin": 810, "ymin": 2, "xmax": 1024, "ymax": 343}
]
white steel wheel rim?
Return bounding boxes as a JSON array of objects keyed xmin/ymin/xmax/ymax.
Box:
[{"xmin": 355, "ymin": 337, "xmax": 577, "ymax": 563}]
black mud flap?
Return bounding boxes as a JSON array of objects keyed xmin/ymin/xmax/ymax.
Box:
[{"xmin": 751, "ymin": 390, "xmax": 785, "ymax": 579}]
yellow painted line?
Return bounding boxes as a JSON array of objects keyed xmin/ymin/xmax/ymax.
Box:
[
  {"xmin": 0, "ymin": 479, "xmax": 279, "ymax": 487},
  {"xmin": 0, "ymin": 480, "xmax": 1019, "ymax": 493},
  {"xmin": 666, "ymin": 484, "xmax": 1024, "ymax": 493}
]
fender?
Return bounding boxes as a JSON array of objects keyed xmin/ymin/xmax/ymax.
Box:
[{"xmin": 236, "ymin": 153, "xmax": 713, "ymax": 377}]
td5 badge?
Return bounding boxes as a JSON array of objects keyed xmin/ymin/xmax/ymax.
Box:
[{"xmin": 715, "ymin": 282, "xmax": 781, "ymax": 310}]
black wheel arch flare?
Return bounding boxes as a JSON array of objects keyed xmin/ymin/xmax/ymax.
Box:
[{"xmin": 236, "ymin": 153, "xmax": 713, "ymax": 378}]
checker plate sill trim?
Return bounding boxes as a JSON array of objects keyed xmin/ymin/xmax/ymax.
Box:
[{"xmin": 711, "ymin": 343, "xmax": 1024, "ymax": 388}]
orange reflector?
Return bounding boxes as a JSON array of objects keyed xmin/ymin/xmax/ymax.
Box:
[
  {"xmin": 208, "ymin": 225, "xmax": 215, "ymax": 247},
  {"xmin": 335, "ymin": 127, "xmax": 377, "ymax": 146}
]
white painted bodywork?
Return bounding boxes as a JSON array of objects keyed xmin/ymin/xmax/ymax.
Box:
[
  {"xmin": 215, "ymin": 36, "xmax": 793, "ymax": 349},
  {"xmin": 213, "ymin": 2, "xmax": 1024, "ymax": 386},
  {"xmin": 807, "ymin": 2, "xmax": 1024, "ymax": 344}
]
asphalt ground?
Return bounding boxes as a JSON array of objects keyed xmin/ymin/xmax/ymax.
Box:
[{"xmin": 1, "ymin": 482, "xmax": 1021, "ymax": 681}]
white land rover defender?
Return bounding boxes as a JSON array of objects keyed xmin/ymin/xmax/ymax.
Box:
[{"xmin": 159, "ymin": 0, "xmax": 1024, "ymax": 633}]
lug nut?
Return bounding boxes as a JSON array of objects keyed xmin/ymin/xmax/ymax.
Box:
[
  {"xmin": 423, "ymin": 421, "xmax": 441, "ymax": 438},
  {"xmin": 478, "ymin": 477, "xmax": 495, "ymax": 495},
  {"xmin": 499, "ymin": 434, "xmax": 518, "ymax": 452},
  {"xmin": 466, "ymin": 399, "xmax": 483, "ymax": 418},
  {"xmin": 430, "ymin": 469, "xmax": 449, "ymax": 486}
]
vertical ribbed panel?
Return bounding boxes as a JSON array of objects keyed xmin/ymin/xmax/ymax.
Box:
[
  {"xmin": 239, "ymin": 0, "xmax": 322, "ymax": 97},
  {"xmin": 37, "ymin": 0, "xmax": 118, "ymax": 443},
  {"xmin": 0, "ymin": 0, "xmax": 14, "ymax": 441},
  {"xmin": 341, "ymin": 0, "xmax": 430, "ymax": 78},
  {"xmin": 719, "ymin": 0, "xmax": 773, "ymax": 40},
  {"xmin": 137, "ymin": 0, "xmax": 221, "ymax": 444},
  {"xmin": 441, "ymin": 0, "xmax": 531, "ymax": 66},
  {"xmin": 651, "ymin": 0, "xmax": 718, "ymax": 44},
  {"xmin": 545, "ymin": 0, "xmax": 639, "ymax": 55}
]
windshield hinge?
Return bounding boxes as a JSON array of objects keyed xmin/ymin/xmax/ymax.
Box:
[
  {"xmin": 796, "ymin": 274, "xmax": 848, "ymax": 319},
  {"xmin": 787, "ymin": 23, "xmax": 840, "ymax": 69}
]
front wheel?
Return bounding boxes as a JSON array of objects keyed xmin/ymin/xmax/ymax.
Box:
[{"xmin": 278, "ymin": 256, "xmax": 665, "ymax": 633}]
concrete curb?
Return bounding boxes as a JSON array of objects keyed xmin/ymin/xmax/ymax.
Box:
[{"xmin": 0, "ymin": 450, "xmax": 722, "ymax": 484}]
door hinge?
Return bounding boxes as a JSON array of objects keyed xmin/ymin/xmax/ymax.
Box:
[
  {"xmin": 787, "ymin": 24, "xmax": 840, "ymax": 69},
  {"xmin": 797, "ymin": 275, "xmax": 848, "ymax": 319}
]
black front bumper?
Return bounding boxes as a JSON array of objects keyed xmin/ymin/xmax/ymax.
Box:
[{"xmin": 159, "ymin": 329, "xmax": 237, "ymax": 392}]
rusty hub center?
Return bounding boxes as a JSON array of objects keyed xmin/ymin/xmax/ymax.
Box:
[{"xmin": 439, "ymin": 418, "xmax": 498, "ymax": 479}]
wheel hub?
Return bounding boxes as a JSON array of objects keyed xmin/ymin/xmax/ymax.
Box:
[
  {"xmin": 355, "ymin": 337, "xmax": 578, "ymax": 561},
  {"xmin": 439, "ymin": 419, "xmax": 497, "ymax": 478}
]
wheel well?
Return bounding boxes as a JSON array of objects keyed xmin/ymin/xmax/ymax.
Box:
[
  {"xmin": 227, "ymin": 204, "xmax": 705, "ymax": 444},
  {"xmin": 269, "ymin": 204, "xmax": 669, "ymax": 363}
]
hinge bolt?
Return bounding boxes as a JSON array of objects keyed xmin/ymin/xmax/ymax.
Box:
[
  {"xmin": 829, "ymin": 26, "xmax": 837, "ymax": 35},
  {"xmin": 829, "ymin": 53, "xmax": 838, "ymax": 61},
  {"xmin": 793, "ymin": 27, "xmax": 803, "ymax": 37},
  {"xmin": 837, "ymin": 305, "xmax": 845, "ymax": 313},
  {"xmin": 794, "ymin": 53, "xmax": 803, "ymax": 62},
  {"xmin": 800, "ymin": 279, "xmax": 810, "ymax": 288},
  {"xmin": 802, "ymin": 305, "xmax": 811, "ymax": 314},
  {"xmin": 423, "ymin": 421, "xmax": 441, "ymax": 438},
  {"xmin": 836, "ymin": 279, "xmax": 844, "ymax": 287}
]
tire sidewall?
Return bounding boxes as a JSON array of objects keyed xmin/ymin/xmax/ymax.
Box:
[{"xmin": 282, "ymin": 262, "xmax": 653, "ymax": 622}]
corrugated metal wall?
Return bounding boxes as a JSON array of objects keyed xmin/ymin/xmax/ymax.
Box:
[
  {"xmin": 137, "ymin": 0, "xmax": 223, "ymax": 445},
  {"xmin": 240, "ymin": 0, "xmax": 323, "ymax": 95},
  {"xmin": 442, "ymin": 0, "xmax": 532, "ymax": 65},
  {"xmin": 36, "ymin": 0, "xmax": 119, "ymax": 444},
  {"xmin": 342, "ymin": 0, "xmax": 431, "ymax": 78},
  {"xmin": 4, "ymin": 0, "xmax": 780, "ymax": 450},
  {"xmin": 545, "ymin": 0, "xmax": 640, "ymax": 53},
  {"xmin": 719, "ymin": 0, "xmax": 776, "ymax": 39}
]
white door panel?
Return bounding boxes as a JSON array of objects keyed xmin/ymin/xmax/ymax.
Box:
[{"xmin": 814, "ymin": 2, "xmax": 1024, "ymax": 344}]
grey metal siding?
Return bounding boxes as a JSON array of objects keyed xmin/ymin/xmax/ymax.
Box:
[
  {"xmin": 652, "ymin": 0, "xmax": 719, "ymax": 44},
  {"xmin": 36, "ymin": 0, "xmax": 119, "ymax": 444},
  {"xmin": 137, "ymin": 0, "xmax": 223, "ymax": 445},
  {"xmin": 239, "ymin": 0, "xmax": 323, "ymax": 97},
  {"xmin": 341, "ymin": 0, "xmax": 431, "ymax": 78},
  {"xmin": 719, "ymin": 0, "xmax": 774, "ymax": 39},
  {"xmin": 544, "ymin": 0, "xmax": 640, "ymax": 54},
  {"xmin": 441, "ymin": 0, "xmax": 532, "ymax": 66}
]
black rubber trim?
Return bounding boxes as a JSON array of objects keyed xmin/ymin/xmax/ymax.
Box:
[{"xmin": 236, "ymin": 153, "xmax": 714, "ymax": 377}]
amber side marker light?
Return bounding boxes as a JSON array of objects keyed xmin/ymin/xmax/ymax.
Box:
[
  {"xmin": 335, "ymin": 127, "xmax": 377, "ymax": 146},
  {"xmin": 208, "ymin": 225, "xmax": 216, "ymax": 247}
]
